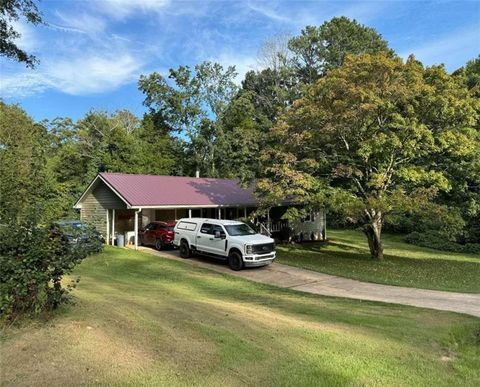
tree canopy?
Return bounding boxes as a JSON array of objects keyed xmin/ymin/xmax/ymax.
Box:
[{"xmin": 257, "ymin": 54, "xmax": 479, "ymax": 259}]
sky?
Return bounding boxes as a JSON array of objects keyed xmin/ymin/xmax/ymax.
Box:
[{"xmin": 1, "ymin": 0, "xmax": 479, "ymax": 122}]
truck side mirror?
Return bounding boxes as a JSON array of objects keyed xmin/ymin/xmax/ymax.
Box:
[{"xmin": 214, "ymin": 230, "xmax": 226, "ymax": 239}]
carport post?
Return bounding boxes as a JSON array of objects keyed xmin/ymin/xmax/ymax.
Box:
[
  {"xmin": 188, "ymin": 209, "xmax": 192, "ymax": 218},
  {"xmin": 134, "ymin": 209, "xmax": 141, "ymax": 250},
  {"xmin": 106, "ymin": 209, "xmax": 110, "ymax": 245},
  {"xmin": 244, "ymin": 207, "xmax": 247, "ymax": 218},
  {"xmin": 218, "ymin": 208, "xmax": 221, "ymax": 219},
  {"xmin": 174, "ymin": 208, "xmax": 177, "ymax": 220},
  {"xmin": 111, "ymin": 209, "xmax": 115, "ymax": 245}
]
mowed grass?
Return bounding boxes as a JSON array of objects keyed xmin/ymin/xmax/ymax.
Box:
[
  {"xmin": 277, "ymin": 229, "xmax": 480, "ymax": 293},
  {"xmin": 1, "ymin": 247, "xmax": 480, "ymax": 386}
]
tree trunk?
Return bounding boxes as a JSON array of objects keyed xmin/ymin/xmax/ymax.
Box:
[{"xmin": 363, "ymin": 217, "xmax": 384, "ymax": 260}]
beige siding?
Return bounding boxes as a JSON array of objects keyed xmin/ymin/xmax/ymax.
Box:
[{"xmin": 80, "ymin": 182, "xmax": 127, "ymax": 235}]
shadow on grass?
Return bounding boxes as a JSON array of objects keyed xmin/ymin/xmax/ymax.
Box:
[{"xmin": 78, "ymin": 250, "xmax": 475, "ymax": 335}]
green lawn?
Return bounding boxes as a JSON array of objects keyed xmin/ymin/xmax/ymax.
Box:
[
  {"xmin": 277, "ymin": 229, "xmax": 480, "ymax": 293},
  {"xmin": 1, "ymin": 247, "xmax": 479, "ymax": 386}
]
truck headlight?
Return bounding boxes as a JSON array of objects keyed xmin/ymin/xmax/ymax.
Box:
[{"xmin": 245, "ymin": 245, "xmax": 253, "ymax": 254}]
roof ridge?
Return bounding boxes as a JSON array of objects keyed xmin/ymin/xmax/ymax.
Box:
[{"xmin": 100, "ymin": 172, "xmax": 240, "ymax": 181}]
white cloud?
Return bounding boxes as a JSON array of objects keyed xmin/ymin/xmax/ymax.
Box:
[
  {"xmin": 51, "ymin": 54, "xmax": 143, "ymax": 94},
  {"xmin": 0, "ymin": 72, "xmax": 51, "ymax": 97},
  {"xmin": 246, "ymin": 1, "xmax": 291, "ymax": 23},
  {"xmin": 96, "ymin": 0, "xmax": 171, "ymax": 19},
  {"xmin": 53, "ymin": 11, "xmax": 107, "ymax": 35},
  {"xmin": 1, "ymin": 52, "xmax": 145, "ymax": 97}
]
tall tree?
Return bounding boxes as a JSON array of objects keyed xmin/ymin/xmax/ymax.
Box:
[
  {"xmin": 0, "ymin": 0, "xmax": 42, "ymax": 67},
  {"xmin": 220, "ymin": 17, "xmax": 394, "ymax": 184},
  {"xmin": 258, "ymin": 54, "xmax": 478, "ymax": 259},
  {"xmin": 138, "ymin": 61, "xmax": 238, "ymax": 177},
  {"xmin": 0, "ymin": 102, "xmax": 63, "ymax": 223},
  {"xmin": 449, "ymin": 55, "xmax": 480, "ymax": 242},
  {"xmin": 134, "ymin": 112, "xmax": 182, "ymax": 176},
  {"xmin": 288, "ymin": 17, "xmax": 393, "ymax": 83},
  {"xmin": 215, "ymin": 90, "xmax": 263, "ymax": 181}
]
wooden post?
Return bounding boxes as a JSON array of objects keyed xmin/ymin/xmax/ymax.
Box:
[
  {"xmin": 106, "ymin": 209, "xmax": 110, "ymax": 245},
  {"xmin": 111, "ymin": 209, "xmax": 115, "ymax": 245},
  {"xmin": 134, "ymin": 209, "xmax": 140, "ymax": 250},
  {"xmin": 267, "ymin": 207, "xmax": 270, "ymax": 233}
]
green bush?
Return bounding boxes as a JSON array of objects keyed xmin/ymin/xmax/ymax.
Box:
[
  {"xmin": 385, "ymin": 205, "xmax": 466, "ymax": 240},
  {"xmin": 405, "ymin": 231, "xmax": 480, "ymax": 254},
  {"xmin": 0, "ymin": 221, "xmax": 102, "ymax": 320}
]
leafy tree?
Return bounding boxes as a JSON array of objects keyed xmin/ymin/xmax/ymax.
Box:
[
  {"xmin": 134, "ymin": 112, "xmax": 181, "ymax": 176},
  {"xmin": 288, "ymin": 17, "xmax": 393, "ymax": 83},
  {"xmin": 0, "ymin": 102, "xmax": 62, "ymax": 223},
  {"xmin": 258, "ymin": 54, "xmax": 478, "ymax": 260},
  {"xmin": 453, "ymin": 55, "xmax": 480, "ymax": 97},
  {"xmin": 216, "ymin": 91, "xmax": 263, "ymax": 181},
  {"xmin": 242, "ymin": 67, "xmax": 298, "ymax": 125},
  {"xmin": 449, "ymin": 55, "xmax": 480, "ymax": 242},
  {"xmin": 138, "ymin": 61, "xmax": 238, "ymax": 177},
  {"xmin": 47, "ymin": 109, "xmax": 180, "ymax": 214},
  {"xmin": 219, "ymin": 17, "xmax": 394, "ymax": 185},
  {"xmin": 0, "ymin": 0, "xmax": 43, "ymax": 67}
]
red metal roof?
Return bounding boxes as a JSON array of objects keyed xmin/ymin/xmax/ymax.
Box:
[{"xmin": 99, "ymin": 173, "xmax": 257, "ymax": 207}]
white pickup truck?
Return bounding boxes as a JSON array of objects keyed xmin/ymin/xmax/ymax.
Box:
[{"xmin": 173, "ymin": 218, "xmax": 276, "ymax": 270}]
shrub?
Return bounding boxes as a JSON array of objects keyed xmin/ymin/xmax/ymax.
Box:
[
  {"xmin": 385, "ymin": 205, "xmax": 466, "ymax": 241},
  {"xmin": 405, "ymin": 230, "xmax": 480, "ymax": 254},
  {"xmin": 0, "ymin": 221, "xmax": 102, "ymax": 320}
]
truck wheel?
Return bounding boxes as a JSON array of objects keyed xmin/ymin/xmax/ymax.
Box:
[
  {"xmin": 179, "ymin": 240, "xmax": 191, "ymax": 258},
  {"xmin": 155, "ymin": 239, "xmax": 164, "ymax": 251},
  {"xmin": 228, "ymin": 251, "xmax": 243, "ymax": 271}
]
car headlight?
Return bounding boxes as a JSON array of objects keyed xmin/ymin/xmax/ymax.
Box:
[{"xmin": 245, "ymin": 245, "xmax": 253, "ymax": 254}]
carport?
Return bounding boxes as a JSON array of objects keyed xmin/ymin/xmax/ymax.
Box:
[{"xmin": 74, "ymin": 173, "xmax": 258, "ymax": 250}]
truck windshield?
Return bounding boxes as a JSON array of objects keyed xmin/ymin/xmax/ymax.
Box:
[{"xmin": 224, "ymin": 224, "xmax": 256, "ymax": 236}]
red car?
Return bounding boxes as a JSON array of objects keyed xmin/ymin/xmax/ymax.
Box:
[{"xmin": 139, "ymin": 221, "xmax": 176, "ymax": 250}]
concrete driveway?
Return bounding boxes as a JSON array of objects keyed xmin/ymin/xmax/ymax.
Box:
[{"xmin": 139, "ymin": 247, "xmax": 480, "ymax": 318}]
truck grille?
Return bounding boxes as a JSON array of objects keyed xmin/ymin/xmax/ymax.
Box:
[{"xmin": 252, "ymin": 243, "xmax": 275, "ymax": 254}]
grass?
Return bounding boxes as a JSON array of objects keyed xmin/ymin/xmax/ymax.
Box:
[
  {"xmin": 276, "ymin": 229, "xmax": 480, "ymax": 293},
  {"xmin": 1, "ymin": 247, "xmax": 480, "ymax": 386}
]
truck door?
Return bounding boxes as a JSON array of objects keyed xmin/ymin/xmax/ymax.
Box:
[
  {"xmin": 196, "ymin": 223, "xmax": 227, "ymax": 256},
  {"xmin": 196, "ymin": 223, "xmax": 213, "ymax": 253},
  {"xmin": 209, "ymin": 224, "xmax": 228, "ymax": 256}
]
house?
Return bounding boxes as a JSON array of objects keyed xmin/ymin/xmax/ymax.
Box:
[{"xmin": 74, "ymin": 172, "xmax": 326, "ymax": 249}]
